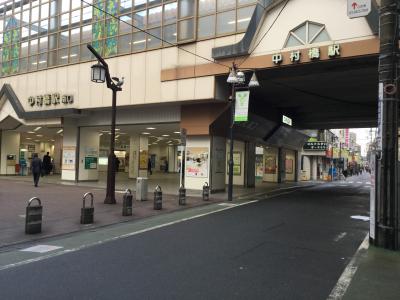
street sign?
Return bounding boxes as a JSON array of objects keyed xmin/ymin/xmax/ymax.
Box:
[
  {"xmin": 347, "ymin": 0, "xmax": 371, "ymax": 18},
  {"xmin": 234, "ymin": 90, "xmax": 250, "ymax": 122},
  {"xmin": 282, "ymin": 115, "xmax": 292, "ymax": 126}
]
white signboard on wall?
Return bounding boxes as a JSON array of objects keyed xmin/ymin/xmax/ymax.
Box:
[{"xmin": 347, "ymin": 0, "xmax": 371, "ymax": 18}]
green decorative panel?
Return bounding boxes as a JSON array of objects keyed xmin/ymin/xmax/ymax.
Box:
[
  {"xmin": 2, "ymin": 17, "xmax": 19, "ymax": 75},
  {"xmin": 105, "ymin": 0, "xmax": 118, "ymax": 56},
  {"xmin": 92, "ymin": 0, "xmax": 105, "ymax": 55}
]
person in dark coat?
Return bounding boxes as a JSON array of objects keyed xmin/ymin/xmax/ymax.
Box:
[
  {"xmin": 31, "ymin": 153, "xmax": 42, "ymax": 187},
  {"xmin": 42, "ymin": 152, "xmax": 51, "ymax": 175},
  {"xmin": 148, "ymin": 158, "xmax": 152, "ymax": 175}
]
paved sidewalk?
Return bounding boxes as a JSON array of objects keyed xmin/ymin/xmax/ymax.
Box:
[
  {"xmin": 343, "ymin": 245, "xmax": 400, "ymax": 300},
  {"xmin": 0, "ymin": 177, "xmax": 317, "ymax": 248}
]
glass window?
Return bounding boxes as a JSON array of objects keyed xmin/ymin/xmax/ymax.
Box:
[
  {"xmin": 163, "ymin": 2, "xmax": 177, "ymax": 24},
  {"xmin": 238, "ymin": 0, "xmax": 256, "ymax": 6},
  {"xmin": 82, "ymin": 6, "xmax": 92, "ymax": 23},
  {"xmin": 133, "ymin": 10, "xmax": 146, "ymax": 29},
  {"xmin": 39, "ymin": 36, "xmax": 48, "ymax": 52},
  {"xmin": 178, "ymin": 18, "xmax": 194, "ymax": 40},
  {"xmin": 237, "ymin": 5, "xmax": 254, "ymax": 31},
  {"xmin": 163, "ymin": 23, "xmax": 176, "ymax": 44},
  {"xmin": 134, "ymin": 0, "xmax": 146, "ymax": 9},
  {"xmin": 148, "ymin": 6, "xmax": 162, "ymax": 28},
  {"xmin": 60, "ymin": 13, "xmax": 70, "ymax": 27},
  {"xmin": 31, "ymin": 6, "xmax": 39, "ymax": 22},
  {"xmin": 71, "ymin": 0, "xmax": 81, "ymax": 10},
  {"xmin": 312, "ymin": 29, "xmax": 329, "ymax": 43},
  {"xmin": 71, "ymin": 9, "xmax": 81, "ymax": 25},
  {"xmin": 217, "ymin": 0, "xmax": 235, "ymax": 11},
  {"xmin": 58, "ymin": 30, "xmax": 69, "ymax": 48},
  {"xmin": 61, "ymin": 0, "xmax": 70, "ymax": 13},
  {"xmin": 48, "ymin": 50, "xmax": 57, "ymax": 66},
  {"xmin": 292, "ymin": 24, "xmax": 306, "ymax": 44},
  {"xmin": 80, "ymin": 44, "xmax": 91, "ymax": 61},
  {"xmin": 40, "ymin": 19, "xmax": 48, "ymax": 35},
  {"xmin": 70, "ymin": 45, "xmax": 79, "ymax": 63},
  {"xmin": 48, "ymin": 33, "xmax": 57, "ymax": 49},
  {"xmin": 147, "ymin": 27, "xmax": 161, "ymax": 48},
  {"xmin": 19, "ymin": 57, "xmax": 27, "ymax": 72},
  {"xmin": 117, "ymin": 34, "xmax": 131, "ymax": 54},
  {"xmin": 38, "ymin": 53, "xmax": 47, "ymax": 69},
  {"xmin": 82, "ymin": 0, "xmax": 93, "ymax": 6},
  {"xmin": 120, "ymin": 14, "xmax": 132, "ymax": 34},
  {"xmin": 199, "ymin": 0, "xmax": 215, "ymax": 16},
  {"xmin": 31, "ymin": 0, "xmax": 39, "ymax": 7},
  {"xmin": 28, "ymin": 55, "xmax": 37, "ymax": 71},
  {"xmin": 20, "ymin": 41, "xmax": 28, "ymax": 57},
  {"xmin": 120, "ymin": 0, "xmax": 132, "ymax": 12},
  {"xmin": 179, "ymin": 0, "xmax": 195, "ymax": 18},
  {"xmin": 29, "ymin": 39, "xmax": 38, "ymax": 55},
  {"xmin": 216, "ymin": 10, "xmax": 235, "ymax": 35},
  {"xmin": 49, "ymin": 1, "xmax": 57, "ymax": 16},
  {"xmin": 22, "ymin": 10, "xmax": 29, "ymax": 23},
  {"xmin": 132, "ymin": 31, "xmax": 145, "ymax": 51},
  {"xmin": 285, "ymin": 35, "xmax": 302, "ymax": 47},
  {"xmin": 21, "ymin": 25, "xmax": 29, "ymax": 38},
  {"xmin": 198, "ymin": 15, "xmax": 215, "ymax": 38},
  {"xmin": 57, "ymin": 48, "xmax": 68, "ymax": 64},
  {"xmin": 81, "ymin": 24, "xmax": 92, "ymax": 42},
  {"xmin": 49, "ymin": 16, "xmax": 58, "ymax": 31},
  {"xmin": 70, "ymin": 28, "xmax": 80, "ymax": 45},
  {"xmin": 40, "ymin": 3, "xmax": 49, "ymax": 19}
]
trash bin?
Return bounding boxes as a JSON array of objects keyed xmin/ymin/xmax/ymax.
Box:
[{"xmin": 136, "ymin": 177, "xmax": 148, "ymax": 201}]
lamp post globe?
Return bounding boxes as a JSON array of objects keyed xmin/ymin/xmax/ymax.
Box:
[
  {"xmin": 91, "ymin": 62, "xmax": 106, "ymax": 83},
  {"xmin": 248, "ymin": 71, "xmax": 260, "ymax": 88},
  {"xmin": 236, "ymin": 71, "xmax": 246, "ymax": 85},
  {"xmin": 227, "ymin": 68, "xmax": 238, "ymax": 84}
]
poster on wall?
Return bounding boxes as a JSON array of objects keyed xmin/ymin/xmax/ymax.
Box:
[
  {"xmin": 264, "ymin": 156, "xmax": 277, "ymax": 174},
  {"xmin": 227, "ymin": 152, "xmax": 242, "ymax": 176},
  {"xmin": 62, "ymin": 146, "xmax": 76, "ymax": 170},
  {"xmin": 186, "ymin": 147, "xmax": 209, "ymax": 178},
  {"xmin": 285, "ymin": 159, "xmax": 294, "ymax": 174},
  {"xmin": 255, "ymin": 155, "xmax": 264, "ymax": 177},
  {"xmin": 139, "ymin": 150, "xmax": 148, "ymax": 170}
]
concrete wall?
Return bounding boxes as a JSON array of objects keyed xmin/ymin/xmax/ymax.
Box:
[
  {"xmin": 0, "ymin": 131, "xmax": 20, "ymax": 175},
  {"xmin": 211, "ymin": 136, "xmax": 226, "ymax": 192},
  {"xmin": 78, "ymin": 127, "xmax": 99, "ymax": 181}
]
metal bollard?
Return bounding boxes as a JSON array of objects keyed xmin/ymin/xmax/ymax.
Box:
[
  {"xmin": 122, "ymin": 189, "xmax": 133, "ymax": 216},
  {"xmin": 154, "ymin": 185, "xmax": 162, "ymax": 210},
  {"xmin": 202, "ymin": 182, "xmax": 210, "ymax": 201},
  {"xmin": 25, "ymin": 197, "xmax": 42, "ymax": 234},
  {"xmin": 178, "ymin": 186, "xmax": 186, "ymax": 206},
  {"xmin": 80, "ymin": 192, "xmax": 94, "ymax": 224}
]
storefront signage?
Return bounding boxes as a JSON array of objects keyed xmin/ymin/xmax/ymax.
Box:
[
  {"xmin": 273, "ymin": 44, "xmax": 341, "ymax": 65},
  {"xmin": 186, "ymin": 147, "xmax": 209, "ymax": 178},
  {"xmin": 28, "ymin": 93, "xmax": 74, "ymax": 107},
  {"xmin": 347, "ymin": 0, "xmax": 371, "ymax": 18},
  {"xmin": 282, "ymin": 115, "xmax": 292, "ymax": 126},
  {"xmin": 84, "ymin": 157, "xmax": 98, "ymax": 169},
  {"xmin": 303, "ymin": 142, "xmax": 327, "ymax": 151},
  {"xmin": 234, "ymin": 91, "xmax": 250, "ymax": 122}
]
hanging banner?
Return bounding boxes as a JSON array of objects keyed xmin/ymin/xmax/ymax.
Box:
[{"xmin": 234, "ymin": 91, "xmax": 250, "ymax": 122}]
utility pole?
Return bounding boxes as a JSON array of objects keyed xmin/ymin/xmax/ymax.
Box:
[{"xmin": 374, "ymin": 0, "xmax": 399, "ymax": 250}]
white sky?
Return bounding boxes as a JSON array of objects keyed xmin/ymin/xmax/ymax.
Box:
[{"xmin": 350, "ymin": 128, "xmax": 376, "ymax": 156}]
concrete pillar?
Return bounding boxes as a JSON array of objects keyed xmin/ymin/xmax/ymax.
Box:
[
  {"xmin": 168, "ymin": 145, "xmax": 176, "ymax": 173},
  {"xmin": 128, "ymin": 135, "xmax": 148, "ymax": 179},
  {"xmin": 53, "ymin": 136, "xmax": 62, "ymax": 174},
  {"xmin": 278, "ymin": 147, "xmax": 286, "ymax": 183},
  {"xmin": 311, "ymin": 156, "xmax": 318, "ymax": 180},
  {"xmin": 61, "ymin": 119, "xmax": 79, "ymax": 181},
  {"xmin": 244, "ymin": 141, "xmax": 256, "ymax": 188},
  {"xmin": 185, "ymin": 136, "xmax": 211, "ymax": 190},
  {"xmin": 0, "ymin": 131, "xmax": 20, "ymax": 175},
  {"xmin": 210, "ymin": 136, "xmax": 226, "ymax": 192},
  {"xmin": 78, "ymin": 127, "xmax": 100, "ymax": 181}
]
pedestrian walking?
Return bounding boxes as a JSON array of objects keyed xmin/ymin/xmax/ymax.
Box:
[
  {"xmin": 42, "ymin": 152, "xmax": 51, "ymax": 175},
  {"xmin": 31, "ymin": 153, "xmax": 42, "ymax": 187}
]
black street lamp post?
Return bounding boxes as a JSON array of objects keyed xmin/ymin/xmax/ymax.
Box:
[
  {"xmin": 87, "ymin": 44, "xmax": 124, "ymax": 204},
  {"xmin": 227, "ymin": 63, "xmax": 259, "ymax": 201}
]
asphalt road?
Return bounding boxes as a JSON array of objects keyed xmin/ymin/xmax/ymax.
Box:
[{"xmin": 0, "ymin": 175, "xmax": 370, "ymax": 300}]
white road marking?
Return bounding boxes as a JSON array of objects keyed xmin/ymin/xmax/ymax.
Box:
[
  {"xmin": 356, "ymin": 181, "xmax": 362, "ymax": 184},
  {"xmin": 327, "ymin": 234, "xmax": 369, "ymax": 300},
  {"xmin": 0, "ymin": 200, "xmax": 259, "ymax": 271},
  {"xmin": 351, "ymin": 215, "xmax": 370, "ymax": 222},
  {"xmin": 334, "ymin": 232, "xmax": 347, "ymax": 242},
  {"xmin": 348, "ymin": 181, "xmax": 354, "ymax": 184},
  {"xmin": 20, "ymin": 245, "xmax": 63, "ymax": 253}
]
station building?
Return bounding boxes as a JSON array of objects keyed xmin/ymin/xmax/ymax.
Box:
[{"xmin": 0, "ymin": 0, "xmax": 379, "ymax": 191}]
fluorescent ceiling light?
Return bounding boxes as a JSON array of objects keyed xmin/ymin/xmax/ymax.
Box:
[
  {"xmin": 174, "ymin": 131, "xmax": 180, "ymax": 134},
  {"xmin": 57, "ymin": 129, "xmax": 63, "ymax": 134},
  {"xmin": 26, "ymin": 137, "xmax": 32, "ymax": 140},
  {"xmin": 28, "ymin": 131, "xmax": 35, "ymax": 134},
  {"xmin": 36, "ymin": 134, "xmax": 43, "ymax": 137},
  {"xmin": 146, "ymin": 127, "xmax": 156, "ymax": 130},
  {"xmin": 142, "ymin": 132, "xmax": 150, "ymax": 135},
  {"xmin": 20, "ymin": 148, "xmax": 27, "ymax": 151},
  {"xmin": 162, "ymin": 134, "xmax": 169, "ymax": 137},
  {"xmin": 34, "ymin": 127, "xmax": 41, "ymax": 131},
  {"xmin": 132, "ymin": 39, "xmax": 146, "ymax": 44}
]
